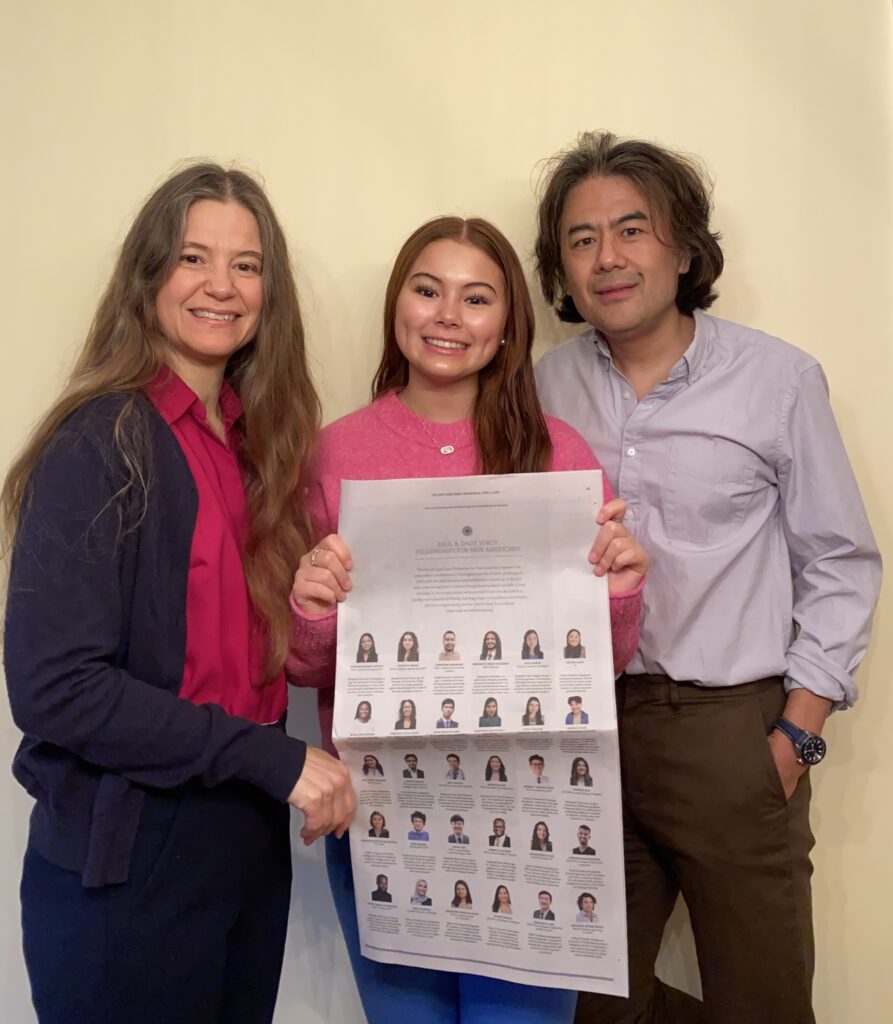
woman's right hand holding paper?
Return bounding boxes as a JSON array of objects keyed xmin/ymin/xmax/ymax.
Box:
[{"xmin": 292, "ymin": 533, "xmax": 353, "ymax": 615}]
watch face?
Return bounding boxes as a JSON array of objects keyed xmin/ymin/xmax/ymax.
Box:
[{"xmin": 801, "ymin": 735, "xmax": 827, "ymax": 765}]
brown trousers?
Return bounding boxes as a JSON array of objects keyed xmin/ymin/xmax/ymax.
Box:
[{"xmin": 576, "ymin": 675, "xmax": 816, "ymax": 1024}]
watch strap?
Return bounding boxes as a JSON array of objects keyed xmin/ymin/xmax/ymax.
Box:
[{"xmin": 773, "ymin": 716, "xmax": 806, "ymax": 746}]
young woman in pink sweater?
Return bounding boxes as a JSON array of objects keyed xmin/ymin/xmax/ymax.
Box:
[{"xmin": 289, "ymin": 217, "xmax": 647, "ymax": 1024}]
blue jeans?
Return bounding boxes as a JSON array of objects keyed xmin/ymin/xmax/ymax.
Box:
[{"xmin": 326, "ymin": 833, "xmax": 577, "ymax": 1024}]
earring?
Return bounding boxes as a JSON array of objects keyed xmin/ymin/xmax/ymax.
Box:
[{"xmin": 499, "ymin": 338, "xmax": 506, "ymax": 346}]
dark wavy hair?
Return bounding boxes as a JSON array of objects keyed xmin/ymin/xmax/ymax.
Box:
[
  {"xmin": 397, "ymin": 631, "xmax": 420, "ymax": 662},
  {"xmin": 480, "ymin": 630, "xmax": 502, "ymax": 660},
  {"xmin": 373, "ymin": 216, "xmax": 551, "ymax": 475},
  {"xmin": 521, "ymin": 629, "xmax": 543, "ymax": 659},
  {"xmin": 356, "ymin": 632, "xmax": 378, "ymax": 662},
  {"xmin": 485, "ymin": 755, "xmax": 507, "ymax": 782},
  {"xmin": 451, "ymin": 880, "xmax": 473, "ymax": 907},
  {"xmin": 395, "ymin": 698, "xmax": 417, "ymax": 729},
  {"xmin": 577, "ymin": 892, "xmax": 597, "ymax": 911},
  {"xmin": 522, "ymin": 696, "xmax": 544, "ymax": 726},
  {"xmin": 535, "ymin": 131, "xmax": 724, "ymax": 322},
  {"xmin": 531, "ymin": 821, "xmax": 551, "ymax": 851},
  {"xmin": 491, "ymin": 885, "xmax": 511, "ymax": 913},
  {"xmin": 570, "ymin": 756, "xmax": 593, "ymax": 786}
]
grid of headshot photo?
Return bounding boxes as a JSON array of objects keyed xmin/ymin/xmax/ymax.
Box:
[{"xmin": 341, "ymin": 730, "xmax": 620, "ymax": 983}]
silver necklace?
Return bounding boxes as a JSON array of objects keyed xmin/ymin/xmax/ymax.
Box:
[
  {"xmin": 402, "ymin": 395, "xmax": 456, "ymax": 455},
  {"xmin": 416, "ymin": 417, "xmax": 455, "ymax": 455}
]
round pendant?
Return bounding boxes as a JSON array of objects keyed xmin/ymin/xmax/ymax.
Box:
[{"xmin": 440, "ymin": 445, "xmax": 455, "ymax": 455}]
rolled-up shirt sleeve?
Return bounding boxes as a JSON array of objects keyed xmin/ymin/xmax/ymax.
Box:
[{"xmin": 777, "ymin": 364, "xmax": 882, "ymax": 708}]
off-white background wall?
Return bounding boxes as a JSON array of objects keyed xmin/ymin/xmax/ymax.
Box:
[{"xmin": 2, "ymin": 2, "xmax": 891, "ymax": 1021}]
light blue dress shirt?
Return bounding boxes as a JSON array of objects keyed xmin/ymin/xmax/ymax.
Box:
[{"xmin": 535, "ymin": 311, "xmax": 881, "ymax": 707}]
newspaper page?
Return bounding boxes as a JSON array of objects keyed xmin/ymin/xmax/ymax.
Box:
[{"xmin": 333, "ymin": 471, "xmax": 628, "ymax": 996}]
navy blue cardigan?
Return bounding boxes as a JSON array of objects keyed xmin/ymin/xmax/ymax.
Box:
[{"xmin": 4, "ymin": 394, "xmax": 307, "ymax": 886}]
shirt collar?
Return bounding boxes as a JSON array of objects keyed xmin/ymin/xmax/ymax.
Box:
[
  {"xmin": 591, "ymin": 309, "xmax": 711, "ymax": 384},
  {"xmin": 147, "ymin": 366, "xmax": 243, "ymax": 431}
]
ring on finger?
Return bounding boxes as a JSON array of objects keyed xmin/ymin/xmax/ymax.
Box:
[{"xmin": 310, "ymin": 548, "xmax": 322, "ymax": 568}]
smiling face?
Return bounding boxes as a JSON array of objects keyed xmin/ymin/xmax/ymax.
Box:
[
  {"xmin": 569, "ymin": 698, "xmax": 582, "ymax": 713},
  {"xmin": 452, "ymin": 819, "xmax": 465, "ymax": 836},
  {"xmin": 493, "ymin": 819, "xmax": 505, "ymax": 836},
  {"xmin": 155, "ymin": 200, "xmax": 263, "ymax": 384},
  {"xmin": 530, "ymin": 757, "xmax": 544, "ymax": 777},
  {"xmin": 441, "ymin": 701, "xmax": 454, "ymax": 720},
  {"xmin": 447, "ymin": 755, "xmax": 460, "ymax": 771},
  {"xmin": 411, "ymin": 815, "xmax": 425, "ymax": 832},
  {"xmin": 559, "ymin": 175, "xmax": 691, "ymax": 349},
  {"xmin": 527, "ymin": 698, "xmax": 540, "ymax": 717},
  {"xmin": 394, "ymin": 239, "xmax": 507, "ymax": 399},
  {"xmin": 484, "ymin": 699, "xmax": 498, "ymax": 717},
  {"xmin": 360, "ymin": 634, "xmax": 373, "ymax": 651},
  {"xmin": 535, "ymin": 823, "xmax": 548, "ymax": 841},
  {"xmin": 575, "ymin": 758, "xmax": 589, "ymax": 776},
  {"xmin": 497, "ymin": 886, "xmax": 510, "ymax": 904},
  {"xmin": 567, "ymin": 630, "xmax": 581, "ymax": 647},
  {"xmin": 416, "ymin": 880, "xmax": 428, "ymax": 897},
  {"xmin": 484, "ymin": 632, "xmax": 497, "ymax": 650},
  {"xmin": 356, "ymin": 702, "xmax": 371, "ymax": 721},
  {"xmin": 443, "ymin": 631, "xmax": 456, "ymax": 652},
  {"xmin": 488, "ymin": 756, "xmax": 502, "ymax": 774},
  {"xmin": 401, "ymin": 633, "xmax": 414, "ymax": 652},
  {"xmin": 455, "ymin": 882, "xmax": 468, "ymax": 901},
  {"xmin": 400, "ymin": 700, "xmax": 414, "ymax": 720},
  {"xmin": 364, "ymin": 755, "xmax": 377, "ymax": 771},
  {"xmin": 404, "ymin": 755, "xmax": 417, "ymax": 771},
  {"xmin": 577, "ymin": 827, "xmax": 591, "ymax": 848},
  {"xmin": 581, "ymin": 895, "xmax": 596, "ymax": 913},
  {"xmin": 538, "ymin": 892, "xmax": 552, "ymax": 911},
  {"xmin": 370, "ymin": 812, "xmax": 384, "ymax": 832},
  {"xmin": 525, "ymin": 631, "xmax": 539, "ymax": 650}
]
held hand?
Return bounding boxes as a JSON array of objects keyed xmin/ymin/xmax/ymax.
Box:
[
  {"xmin": 590, "ymin": 499, "xmax": 649, "ymax": 593},
  {"xmin": 292, "ymin": 534, "xmax": 353, "ymax": 615},
  {"xmin": 287, "ymin": 746, "xmax": 356, "ymax": 844},
  {"xmin": 767, "ymin": 730, "xmax": 806, "ymax": 801}
]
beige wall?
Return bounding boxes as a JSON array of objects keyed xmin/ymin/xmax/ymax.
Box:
[{"xmin": 2, "ymin": 2, "xmax": 891, "ymax": 1020}]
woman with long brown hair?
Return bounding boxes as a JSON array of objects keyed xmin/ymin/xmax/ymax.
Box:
[
  {"xmin": 2, "ymin": 162, "xmax": 353, "ymax": 1024},
  {"xmin": 289, "ymin": 215, "xmax": 647, "ymax": 1023}
]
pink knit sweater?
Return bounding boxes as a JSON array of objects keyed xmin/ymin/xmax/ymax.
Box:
[{"xmin": 288, "ymin": 392, "xmax": 643, "ymax": 754}]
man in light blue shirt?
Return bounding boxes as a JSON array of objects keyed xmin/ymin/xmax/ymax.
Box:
[{"xmin": 534, "ymin": 131, "xmax": 881, "ymax": 1024}]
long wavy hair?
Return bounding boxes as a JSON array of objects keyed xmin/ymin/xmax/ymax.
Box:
[
  {"xmin": 522, "ymin": 696, "xmax": 544, "ymax": 726},
  {"xmin": 1, "ymin": 162, "xmax": 320, "ymax": 680},
  {"xmin": 521, "ymin": 629, "xmax": 543, "ymax": 659},
  {"xmin": 491, "ymin": 885, "xmax": 511, "ymax": 913},
  {"xmin": 372, "ymin": 217, "xmax": 552, "ymax": 475},
  {"xmin": 452, "ymin": 880, "xmax": 472, "ymax": 907},
  {"xmin": 531, "ymin": 821, "xmax": 551, "ymax": 851},
  {"xmin": 397, "ymin": 630, "xmax": 420, "ymax": 662},
  {"xmin": 395, "ymin": 698, "xmax": 417, "ymax": 729},
  {"xmin": 570, "ymin": 756, "xmax": 593, "ymax": 786}
]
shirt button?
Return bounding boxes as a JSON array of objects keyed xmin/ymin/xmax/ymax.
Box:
[
  {"xmin": 627, "ymin": 447, "xmax": 636, "ymax": 457},
  {"xmin": 622, "ymin": 391, "xmax": 631, "ymax": 400}
]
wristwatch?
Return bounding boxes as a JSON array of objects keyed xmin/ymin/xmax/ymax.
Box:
[{"xmin": 773, "ymin": 717, "xmax": 827, "ymax": 766}]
